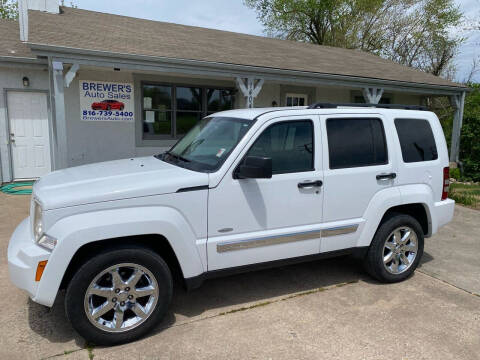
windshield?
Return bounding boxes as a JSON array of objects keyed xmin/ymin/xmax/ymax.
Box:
[{"xmin": 158, "ymin": 116, "xmax": 253, "ymax": 172}]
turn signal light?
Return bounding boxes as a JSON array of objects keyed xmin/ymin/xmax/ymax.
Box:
[
  {"xmin": 35, "ymin": 260, "xmax": 48, "ymax": 282},
  {"xmin": 442, "ymin": 167, "xmax": 450, "ymax": 200}
]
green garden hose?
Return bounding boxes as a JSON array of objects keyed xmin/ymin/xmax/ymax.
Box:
[{"xmin": 0, "ymin": 181, "xmax": 34, "ymax": 195}]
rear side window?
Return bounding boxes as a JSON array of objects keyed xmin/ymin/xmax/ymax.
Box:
[
  {"xmin": 395, "ymin": 118, "xmax": 438, "ymax": 162},
  {"xmin": 246, "ymin": 120, "xmax": 314, "ymax": 174},
  {"xmin": 326, "ymin": 118, "xmax": 387, "ymax": 169}
]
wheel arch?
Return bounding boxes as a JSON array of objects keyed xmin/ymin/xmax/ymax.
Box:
[
  {"xmin": 379, "ymin": 203, "xmax": 431, "ymax": 237},
  {"xmin": 34, "ymin": 206, "xmax": 206, "ymax": 307},
  {"xmin": 60, "ymin": 234, "xmax": 185, "ymax": 291},
  {"xmin": 356, "ymin": 185, "xmax": 434, "ymax": 248}
]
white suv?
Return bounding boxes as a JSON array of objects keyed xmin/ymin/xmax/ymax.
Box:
[{"xmin": 8, "ymin": 104, "xmax": 454, "ymax": 345}]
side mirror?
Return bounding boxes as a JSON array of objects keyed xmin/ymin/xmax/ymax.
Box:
[{"xmin": 235, "ymin": 156, "xmax": 272, "ymax": 179}]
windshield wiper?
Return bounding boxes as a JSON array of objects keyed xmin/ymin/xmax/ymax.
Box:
[{"xmin": 164, "ymin": 150, "xmax": 191, "ymax": 163}]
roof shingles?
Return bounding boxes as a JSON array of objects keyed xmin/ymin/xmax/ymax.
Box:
[
  {"xmin": 2, "ymin": 6, "xmax": 463, "ymax": 88},
  {"xmin": 0, "ymin": 19, "xmax": 35, "ymax": 59}
]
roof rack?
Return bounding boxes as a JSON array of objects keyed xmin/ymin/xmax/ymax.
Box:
[{"xmin": 307, "ymin": 103, "xmax": 428, "ymax": 111}]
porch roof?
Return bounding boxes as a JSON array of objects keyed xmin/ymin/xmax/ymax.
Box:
[{"xmin": 22, "ymin": 7, "xmax": 465, "ymax": 91}]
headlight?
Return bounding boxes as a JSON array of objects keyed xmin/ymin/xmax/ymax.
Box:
[
  {"xmin": 32, "ymin": 200, "xmax": 57, "ymax": 251},
  {"xmin": 33, "ymin": 200, "xmax": 43, "ymax": 242}
]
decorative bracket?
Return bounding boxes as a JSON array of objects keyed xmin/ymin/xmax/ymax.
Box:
[
  {"xmin": 236, "ymin": 77, "xmax": 264, "ymax": 108},
  {"xmin": 362, "ymin": 87, "xmax": 384, "ymax": 104},
  {"xmin": 64, "ymin": 63, "xmax": 79, "ymax": 88}
]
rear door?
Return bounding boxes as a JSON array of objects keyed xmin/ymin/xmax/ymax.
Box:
[{"xmin": 320, "ymin": 113, "xmax": 396, "ymax": 252}]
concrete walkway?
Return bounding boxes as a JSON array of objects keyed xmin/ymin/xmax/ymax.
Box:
[{"xmin": 0, "ymin": 193, "xmax": 479, "ymax": 359}]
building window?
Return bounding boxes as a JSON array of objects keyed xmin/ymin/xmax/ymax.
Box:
[
  {"xmin": 326, "ymin": 118, "xmax": 388, "ymax": 169},
  {"xmin": 142, "ymin": 83, "xmax": 234, "ymax": 139},
  {"xmin": 286, "ymin": 93, "xmax": 308, "ymax": 106},
  {"xmin": 207, "ymin": 89, "xmax": 234, "ymax": 115}
]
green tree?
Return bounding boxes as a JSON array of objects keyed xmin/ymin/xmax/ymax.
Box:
[
  {"xmin": 244, "ymin": 0, "xmax": 463, "ymax": 78},
  {"xmin": 459, "ymin": 84, "xmax": 480, "ymax": 181},
  {"xmin": 0, "ymin": 0, "xmax": 18, "ymax": 19}
]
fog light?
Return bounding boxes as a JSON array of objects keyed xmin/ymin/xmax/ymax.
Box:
[
  {"xmin": 37, "ymin": 235, "xmax": 57, "ymax": 251},
  {"xmin": 35, "ymin": 260, "xmax": 48, "ymax": 282}
]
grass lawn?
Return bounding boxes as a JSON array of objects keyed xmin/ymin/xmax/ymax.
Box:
[{"xmin": 450, "ymin": 182, "xmax": 480, "ymax": 210}]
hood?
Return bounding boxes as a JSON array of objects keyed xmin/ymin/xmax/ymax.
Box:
[{"xmin": 34, "ymin": 156, "xmax": 209, "ymax": 210}]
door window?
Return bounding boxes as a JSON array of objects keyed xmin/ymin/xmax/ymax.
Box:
[
  {"xmin": 326, "ymin": 118, "xmax": 387, "ymax": 169},
  {"xmin": 245, "ymin": 120, "xmax": 314, "ymax": 174}
]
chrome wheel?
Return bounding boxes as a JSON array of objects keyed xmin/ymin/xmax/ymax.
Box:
[
  {"xmin": 383, "ymin": 226, "xmax": 418, "ymax": 275},
  {"xmin": 84, "ymin": 263, "xmax": 159, "ymax": 333}
]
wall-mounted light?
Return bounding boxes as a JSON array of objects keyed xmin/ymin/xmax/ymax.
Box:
[{"xmin": 22, "ymin": 76, "xmax": 30, "ymax": 87}]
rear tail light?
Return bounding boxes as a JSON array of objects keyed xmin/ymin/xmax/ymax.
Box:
[{"xmin": 442, "ymin": 167, "xmax": 450, "ymax": 200}]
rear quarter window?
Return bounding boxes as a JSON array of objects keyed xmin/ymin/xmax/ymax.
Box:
[
  {"xmin": 395, "ymin": 118, "xmax": 438, "ymax": 163},
  {"xmin": 326, "ymin": 118, "xmax": 388, "ymax": 169}
]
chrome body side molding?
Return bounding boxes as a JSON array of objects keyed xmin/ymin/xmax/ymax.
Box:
[
  {"xmin": 321, "ymin": 224, "xmax": 358, "ymax": 237},
  {"xmin": 217, "ymin": 230, "xmax": 321, "ymax": 253},
  {"xmin": 216, "ymin": 224, "xmax": 358, "ymax": 253}
]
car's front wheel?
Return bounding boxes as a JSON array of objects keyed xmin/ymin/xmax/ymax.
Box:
[
  {"xmin": 364, "ymin": 213, "xmax": 424, "ymax": 283},
  {"xmin": 65, "ymin": 246, "xmax": 172, "ymax": 345}
]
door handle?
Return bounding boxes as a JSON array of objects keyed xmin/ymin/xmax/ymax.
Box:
[
  {"xmin": 376, "ymin": 172, "xmax": 396, "ymax": 180},
  {"xmin": 298, "ymin": 180, "xmax": 323, "ymax": 189},
  {"xmin": 9, "ymin": 133, "xmax": 15, "ymax": 144}
]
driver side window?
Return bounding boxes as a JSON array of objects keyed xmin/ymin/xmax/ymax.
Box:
[{"xmin": 246, "ymin": 120, "xmax": 314, "ymax": 174}]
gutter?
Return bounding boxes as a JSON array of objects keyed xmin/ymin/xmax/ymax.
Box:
[
  {"xmin": 27, "ymin": 42, "xmax": 469, "ymax": 95},
  {"xmin": 0, "ymin": 56, "xmax": 48, "ymax": 69}
]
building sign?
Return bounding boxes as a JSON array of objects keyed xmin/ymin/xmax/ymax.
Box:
[{"xmin": 79, "ymin": 80, "xmax": 134, "ymax": 121}]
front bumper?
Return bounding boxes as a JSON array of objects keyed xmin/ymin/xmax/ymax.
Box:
[{"xmin": 8, "ymin": 218, "xmax": 51, "ymax": 305}]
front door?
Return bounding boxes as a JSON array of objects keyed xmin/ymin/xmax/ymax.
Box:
[
  {"xmin": 207, "ymin": 116, "xmax": 323, "ymax": 271},
  {"xmin": 7, "ymin": 92, "xmax": 51, "ymax": 179}
]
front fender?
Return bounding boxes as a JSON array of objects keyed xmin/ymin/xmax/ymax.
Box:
[{"xmin": 35, "ymin": 206, "xmax": 206, "ymax": 306}]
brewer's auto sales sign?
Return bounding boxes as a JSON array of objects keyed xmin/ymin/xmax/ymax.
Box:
[{"xmin": 80, "ymin": 80, "xmax": 134, "ymax": 121}]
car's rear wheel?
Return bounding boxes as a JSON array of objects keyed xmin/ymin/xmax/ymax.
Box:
[
  {"xmin": 65, "ymin": 246, "xmax": 172, "ymax": 345},
  {"xmin": 364, "ymin": 213, "xmax": 424, "ymax": 283}
]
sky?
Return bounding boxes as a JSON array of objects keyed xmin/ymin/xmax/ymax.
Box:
[{"xmin": 71, "ymin": 0, "xmax": 480, "ymax": 83}]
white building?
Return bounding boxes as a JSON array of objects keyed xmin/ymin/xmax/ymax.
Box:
[{"xmin": 0, "ymin": 0, "xmax": 467, "ymax": 182}]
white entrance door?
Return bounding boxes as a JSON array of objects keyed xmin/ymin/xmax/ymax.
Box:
[{"xmin": 7, "ymin": 92, "xmax": 51, "ymax": 179}]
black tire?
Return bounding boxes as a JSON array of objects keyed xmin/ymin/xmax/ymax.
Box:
[
  {"xmin": 364, "ymin": 213, "xmax": 424, "ymax": 283},
  {"xmin": 65, "ymin": 246, "xmax": 172, "ymax": 346}
]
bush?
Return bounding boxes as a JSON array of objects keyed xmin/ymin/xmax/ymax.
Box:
[{"xmin": 450, "ymin": 167, "xmax": 461, "ymax": 180}]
